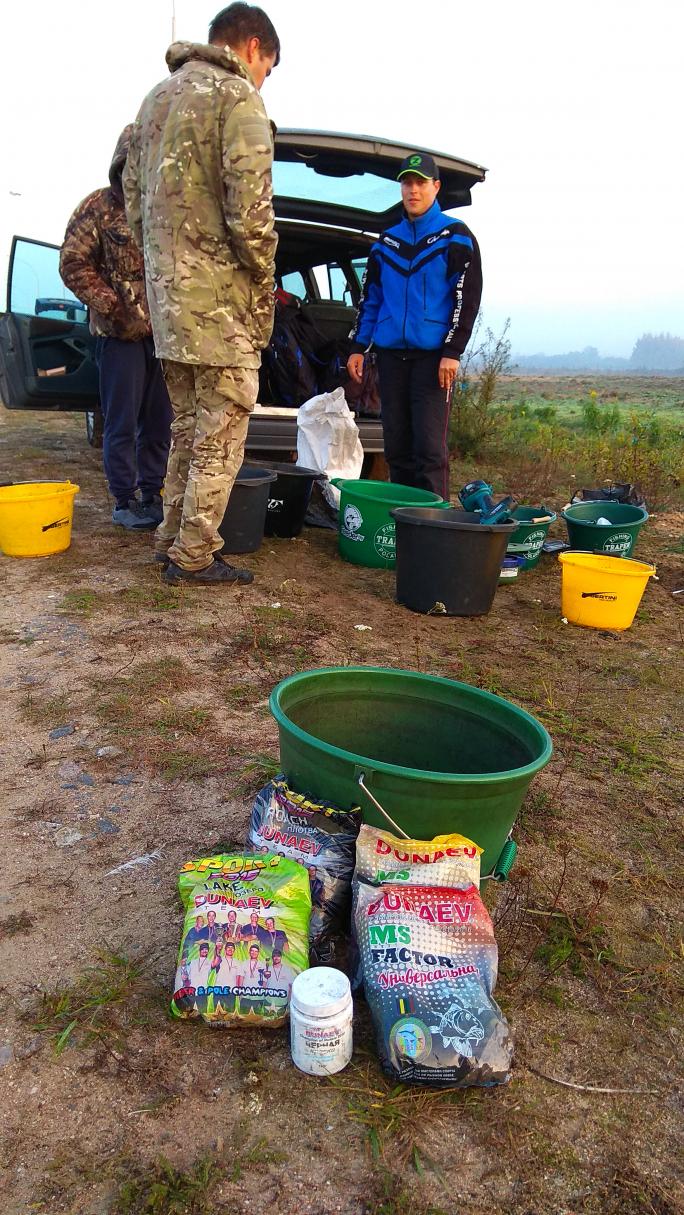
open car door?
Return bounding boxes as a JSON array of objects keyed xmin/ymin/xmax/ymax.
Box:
[{"xmin": 0, "ymin": 236, "xmax": 98, "ymax": 411}]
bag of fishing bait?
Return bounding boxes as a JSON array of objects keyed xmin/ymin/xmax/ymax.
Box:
[
  {"xmin": 171, "ymin": 853, "xmax": 310, "ymax": 1027},
  {"xmin": 247, "ymin": 777, "xmax": 360, "ymax": 963},
  {"xmin": 354, "ymin": 825, "xmax": 481, "ymax": 890},
  {"xmin": 354, "ymin": 879, "xmax": 513, "ymax": 1087}
]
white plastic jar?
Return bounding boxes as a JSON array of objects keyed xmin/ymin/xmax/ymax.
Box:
[{"xmin": 290, "ymin": 966, "xmax": 353, "ymax": 1076}]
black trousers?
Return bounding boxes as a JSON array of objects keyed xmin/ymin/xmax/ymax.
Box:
[
  {"xmin": 376, "ymin": 349, "xmax": 451, "ymax": 498},
  {"xmin": 95, "ymin": 336, "xmax": 172, "ymax": 506}
]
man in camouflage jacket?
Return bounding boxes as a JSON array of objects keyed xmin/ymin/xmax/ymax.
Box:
[
  {"xmin": 123, "ymin": 3, "xmax": 279, "ymax": 585},
  {"xmin": 59, "ymin": 126, "xmax": 172, "ymax": 530}
]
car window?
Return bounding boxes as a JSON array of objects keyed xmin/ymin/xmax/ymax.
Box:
[
  {"xmin": 9, "ymin": 238, "xmax": 86, "ymax": 321},
  {"xmin": 312, "ymin": 263, "xmax": 354, "ymax": 305},
  {"xmin": 272, "ymin": 161, "xmax": 399, "ymax": 214},
  {"xmin": 352, "ymin": 258, "xmax": 368, "ymax": 287},
  {"xmin": 280, "ymin": 270, "xmax": 307, "ymax": 299}
]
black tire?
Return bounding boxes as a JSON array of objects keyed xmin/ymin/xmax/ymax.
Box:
[{"xmin": 85, "ymin": 408, "xmax": 104, "ymax": 449}]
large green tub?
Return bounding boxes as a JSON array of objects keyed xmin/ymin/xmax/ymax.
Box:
[{"xmin": 270, "ymin": 667, "xmax": 553, "ymax": 876}]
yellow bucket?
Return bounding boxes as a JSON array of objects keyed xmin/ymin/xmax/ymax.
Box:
[
  {"xmin": 0, "ymin": 481, "xmax": 80, "ymax": 558},
  {"xmin": 558, "ymin": 551, "xmax": 655, "ymax": 631}
]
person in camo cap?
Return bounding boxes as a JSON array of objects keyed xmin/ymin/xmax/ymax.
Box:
[
  {"xmin": 124, "ymin": 3, "xmax": 280, "ymax": 586},
  {"xmin": 59, "ymin": 126, "xmax": 172, "ymax": 531}
]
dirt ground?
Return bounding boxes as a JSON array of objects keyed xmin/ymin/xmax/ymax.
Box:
[{"xmin": 0, "ymin": 404, "xmax": 682, "ymax": 1215}]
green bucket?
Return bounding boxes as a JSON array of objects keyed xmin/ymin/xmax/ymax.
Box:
[
  {"xmin": 270, "ymin": 666, "xmax": 553, "ymax": 877},
  {"xmin": 506, "ymin": 506, "xmax": 557, "ymax": 569},
  {"xmin": 332, "ymin": 479, "xmax": 443, "ymax": 568},
  {"xmin": 562, "ymin": 501, "xmax": 648, "ymax": 558}
]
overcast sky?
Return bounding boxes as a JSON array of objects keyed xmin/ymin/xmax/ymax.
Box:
[{"xmin": 1, "ymin": 0, "xmax": 681, "ymax": 355}]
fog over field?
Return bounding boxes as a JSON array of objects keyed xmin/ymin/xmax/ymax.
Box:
[{"xmin": 1, "ymin": 0, "xmax": 681, "ymax": 356}]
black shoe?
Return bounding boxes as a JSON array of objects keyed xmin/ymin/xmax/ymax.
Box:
[
  {"xmin": 154, "ymin": 551, "xmax": 171, "ymax": 569},
  {"xmin": 140, "ymin": 494, "xmax": 164, "ymax": 525},
  {"xmin": 112, "ymin": 500, "xmax": 158, "ymax": 530},
  {"xmin": 162, "ymin": 558, "xmax": 254, "ymax": 586}
]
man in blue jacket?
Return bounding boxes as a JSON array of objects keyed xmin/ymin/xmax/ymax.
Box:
[{"xmin": 347, "ymin": 152, "xmax": 482, "ymax": 498}]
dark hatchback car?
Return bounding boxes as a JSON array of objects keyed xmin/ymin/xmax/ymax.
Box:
[{"xmin": 0, "ymin": 130, "xmax": 485, "ymax": 462}]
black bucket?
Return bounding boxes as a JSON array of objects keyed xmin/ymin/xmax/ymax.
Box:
[
  {"xmin": 256, "ymin": 462, "xmax": 324, "ymax": 538},
  {"xmin": 391, "ymin": 507, "xmax": 518, "ymax": 616},
  {"xmin": 219, "ymin": 466, "xmax": 278, "ymax": 554}
]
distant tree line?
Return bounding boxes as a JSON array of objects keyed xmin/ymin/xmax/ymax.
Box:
[
  {"xmin": 512, "ymin": 332, "xmax": 684, "ymax": 374},
  {"xmin": 630, "ymin": 333, "xmax": 684, "ymax": 370}
]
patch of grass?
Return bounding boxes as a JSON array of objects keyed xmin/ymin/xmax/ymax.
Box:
[
  {"xmin": 96, "ymin": 691, "xmax": 136, "ymax": 730},
  {"xmin": 34, "ymin": 951, "xmax": 150, "ymax": 1054},
  {"xmin": 24, "ymin": 744, "xmax": 49, "ymax": 769},
  {"xmin": 21, "ymin": 690, "xmax": 72, "ymax": 729},
  {"xmin": 535, "ymin": 912, "xmax": 617, "ymax": 979},
  {"xmin": 610, "ymin": 727, "xmax": 669, "ymax": 780},
  {"xmin": 223, "ymin": 681, "xmax": 261, "ymax": 709},
  {"xmin": 160, "ymin": 749, "xmax": 216, "ymax": 780},
  {"xmin": 229, "ymin": 1137, "xmax": 288, "ymax": 1181},
  {"xmin": 328, "ymin": 1060, "xmax": 459, "ymax": 1171},
  {"xmin": 234, "ymin": 752, "xmax": 280, "ymax": 794},
  {"xmin": 368, "ymin": 1170, "xmax": 448, "ymax": 1215},
  {"xmin": 575, "ymin": 1163, "xmax": 682, "ymax": 1214},
  {"xmin": 116, "ymin": 1155, "xmax": 221, "ymax": 1215},
  {"xmin": 618, "ymin": 928, "xmax": 684, "ymax": 1009},
  {"xmin": 153, "ymin": 705, "xmax": 211, "ymax": 739},
  {"xmin": 0, "ymin": 910, "xmax": 35, "ymax": 938},
  {"xmin": 59, "ymin": 589, "xmax": 100, "ymax": 616},
  {"xmin": 253, "ymin": 604, "xmax": 296, "ymax": 624},
  {"xmin": 120, "ymin": 586, "xmax": 181, "ymax": 612}
]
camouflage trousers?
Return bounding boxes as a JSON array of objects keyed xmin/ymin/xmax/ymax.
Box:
[{"xmin": 155, "ymin": 361, "xmax": 258, "ymax": 571}]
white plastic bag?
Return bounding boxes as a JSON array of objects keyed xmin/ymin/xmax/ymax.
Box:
[{"xmin": 297, "ymin": 387, "xmax": 363, "ymax": 508}]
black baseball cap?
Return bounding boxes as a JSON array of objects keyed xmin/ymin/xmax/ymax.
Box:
[{"xmin": 397, "ymin": 152, "xmax": 440, "ymax": 181}]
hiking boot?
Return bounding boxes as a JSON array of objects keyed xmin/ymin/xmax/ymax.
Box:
[
  {"xmin": 112, "ymin": 500, "xmax": 158, "ymax": 530},
  {"xmin": 154, "ymin": 550, "xmax": 171, "ymax": 569},
  {"xmin": 162, "ymin": 557, "xmax": 254, "ymax": 586},
  {"xmin": 140, "ymin": 494, "xmax": 164, "ymax": 525}
]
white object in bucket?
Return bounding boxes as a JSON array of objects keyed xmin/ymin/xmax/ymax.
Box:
[{"xmin": 290, "ymin": 966, "xmax": 353, "ymax": 1075}]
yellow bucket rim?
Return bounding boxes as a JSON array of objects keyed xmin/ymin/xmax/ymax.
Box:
[
  {"xmin": 0, "ymin": 481, "xmax": 80, "ymax": 504},
  {"xmin": 558, "ymin": 551, "xmax": 655, "ymax": 577}
]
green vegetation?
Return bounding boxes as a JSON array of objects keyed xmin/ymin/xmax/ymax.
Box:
[
  {"xmin": 235, "ymin": 751, "xmax": 280, "ymax": 793},
  {"xmin": 21, "ymin": 690, "xmax": 71, "ymax": 729},
  {"xmin": 35, "ymin": 952, "xmax": 151, "ymax": 1054},
  {"xmin": 449, "ymin": 369, "xmax": 684, "ymax": 505},
  {"xmin": 159, "ymin": 750, "xmax": 216, "ymax": 780},
  {"xmin": 116, "ymin": 1155, "xmax": 220, "ymax": 1215},
  {"xmin": 59, "ymin": 589, "xmax": 101, "ymax": 615},
  {"xmin": 329, "ymin": 1059, "xmax": 464, "ymax": 1172}
]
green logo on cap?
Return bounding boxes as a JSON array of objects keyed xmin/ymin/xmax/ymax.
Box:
[{"xmin": 409, "ymin": 155, "xmax": 422, "ymax": 166}]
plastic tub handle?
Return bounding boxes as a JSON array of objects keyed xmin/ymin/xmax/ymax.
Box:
[{"xmin": 493, "ymin": 838, "xmax": 518, "ymax": 882}]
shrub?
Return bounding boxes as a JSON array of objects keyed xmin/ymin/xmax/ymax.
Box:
[
  {"xmin": 581, "ymin": 396, "xmax": 622, "ymax": 435},
  {"xmin": 449, "ymin": 320, "xmax": 511, "ymax": 457}
]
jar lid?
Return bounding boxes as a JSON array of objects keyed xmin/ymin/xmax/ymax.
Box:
[{"xmin": 291, "ymin": 967, "xmax": 351, "ymax": 1018}]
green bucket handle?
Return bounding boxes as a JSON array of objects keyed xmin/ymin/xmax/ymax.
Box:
[{"xmin": 483, "ymin": 837, "xmax": 518, "ymax": 883}]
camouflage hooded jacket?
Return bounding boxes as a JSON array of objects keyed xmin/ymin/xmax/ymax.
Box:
[
  {"xmin": 123, "ymin": 42, "xmax": 277, "ymax": 368},
  {"xmin": 59, "ymin": 126, "xmax": 151, "ymax": 342}
]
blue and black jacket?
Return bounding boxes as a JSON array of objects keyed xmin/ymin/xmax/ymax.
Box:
[{"xmin": 349, "ymin": 200, "xmax": 482, "ymax": 359}]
